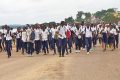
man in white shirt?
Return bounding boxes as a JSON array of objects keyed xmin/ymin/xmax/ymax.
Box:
[
  {"xmin": 85, "ymin": 24, "xmax": 92, "ymax": 54},
  {"xmin": 27, "ymin": 26, "xmax": 35, "ymax": 56},
  {"xmin": 21, "ymin": 27, "xmax": 27, "ymax": 54},
  {"xmin": 34, "ymin": 26, "xmax": 41, "ymax": 54},
  {"xmin": 91, "ymin": 24, "xmax": 97, "ymax": 47},
  {"xmin": 74, "ymin": 24, "xmax": 82, "ymax": 53},
  {"xmin": 81, "ymin": 24, "xmax": 86, "ymax": 50},
  {"xmin": 2, "ymin": 27, "xmax": 7, "ymax": 51},
  {"xmin": 58, "ymin": 21, "xmax": 67, "ymax": 57},
  {"xmin": 16, "ymin": 27, "xmax": 22, "ymax": 52},
  {"xmin": 5, "ymin": 27, "xmax": 12, "ymax": 58},
  {"xmin": 50, "ymin": 26, "xmax": 57, "ymax": 54},
  {"xmin": 114, "ymin": 25, "xmax": 120, "ymax": 48},
  {"xmin": 41, "ymin": 26, "xmax": 49, "ymax": 55}
]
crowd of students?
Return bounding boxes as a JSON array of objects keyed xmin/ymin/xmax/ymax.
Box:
[{"xmin": 0, "ymin": 21, "xmax": 120, "ymax": 58}]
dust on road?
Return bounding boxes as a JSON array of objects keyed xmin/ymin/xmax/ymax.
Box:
[{"xmin": 0, "ymin": 46, "xmax": 120, "ymax": 80}]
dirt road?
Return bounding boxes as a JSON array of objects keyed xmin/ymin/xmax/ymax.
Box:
[{"xmin": 0, "ymin": 46, "xmax": 120, "ymax": 80}]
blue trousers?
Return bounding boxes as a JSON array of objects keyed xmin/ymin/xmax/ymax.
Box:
[
  {"xmin": 67, "ymin": 37, "xmax": 72, "ymax": 49},
  {"xmin": 75, "ymin": 37, "xmax": 82, "ymax": 50},
  {"xmin": 58, "ymin": 38, "xmax": 67, "ymax": 56},
  {"xmin": 42, "ymin": 40, "xmax": 49, "ymax": 54},
  {"xmin": 51, "ymin": 38, "xmax": 56, "ymax": 54},
  {"xmin": 85, "ymin": 37, "xmax": 92, "ymax": 52}
]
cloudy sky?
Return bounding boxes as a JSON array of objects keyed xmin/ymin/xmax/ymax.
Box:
[{"xmin": 0, "ymin": 0, "xmax": 120, "ymax": 25}]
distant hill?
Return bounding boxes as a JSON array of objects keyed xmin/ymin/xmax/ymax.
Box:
[{"xmin": 0, "ymin": 24, "xmax": 25, "ymax": 29}]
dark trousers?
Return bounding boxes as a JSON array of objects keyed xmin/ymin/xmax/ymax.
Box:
[
  {"xmin": 92, "ymin": 35, "xmax": 97, "ymax": 46},
  {"xmin": 42, "ymin": 40, "xmax": 49, "ymax": 54},
  {"xmin": 35, "ymin": 40, "xmax": 41, "ymax": 54},
  {"xmin": 22, "ymin": 41, "xmax": 27, "ymax": 54},
  {"xmin": 16, "ymin": 38, "xmax": 21, "ymax": 52},
  {"xmin": 75, "ymin": 37, "xmax": 82, "ymax": 50},
  {"xmin": 0, "ymin": 39, "xmax": 2, "ymax": 52},
  {"xmin": 85, "ymin": 37, "xmax": 92, "ymax": 52},
  {"xmin": 55, "ymin": 39, "xmax": 59, "ymax": 53},
  {"xmin": 58, "ymin": 38, "xmax": 66, "ymax": 57},
  {"xmin": 82, "ymin": 34, "xmax": 86, "ymax": 48},
  {"xmin": 67, "ymin": 38, "xmax": 72, "ymax": 49},
  {"xmin": 28, "ymin": 42, "xmax": 34, "ymax": 55},
  {"xmin": 2, "ymin": 38, "xmax": 6, "ymax": 51},
  {"xmin": 5, "ymin": 40, "xmax": 12, "ymax": 58}
]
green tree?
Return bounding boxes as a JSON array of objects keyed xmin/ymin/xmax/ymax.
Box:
[
  {"xmin": 102, "ymin": 13, "xmax": 118, "ymax": 23},
  {"xmin": 65, "ymin": 17, "xmax": 74, "ymax": 23}
]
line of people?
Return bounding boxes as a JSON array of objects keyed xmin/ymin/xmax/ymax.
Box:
[{"xmin": 0, "ymin": 21, "xmax": 120, "ymax": 58}]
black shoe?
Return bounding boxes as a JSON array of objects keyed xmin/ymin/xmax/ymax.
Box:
[
  {"xmin": 62, "ymin": 55, "xmax": 64, "ymax": 57},
  {"xmin": 44, "ymin": 53, "xmax": 47, "ymax": 55},
  {"xmin": 36, "ymin": 52, "xmax": 39, "ymax": 54},
  {"xmin": 8, "ymin": 55, "xmax": 10, "ymax": 58},
  {"xmin": 70, "ymin": 49, "xmax": 72, "ymax": 53}
]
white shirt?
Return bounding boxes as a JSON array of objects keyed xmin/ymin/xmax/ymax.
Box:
[
  {"xmin": 26, "ymin": 28, "xmax": 32, "ymax": 42},
  {"xmin": 75, "ymin": 28, "xmax": 81, "ymax": 36},
  {"xmin": 85, "ymin": 27, "xmax": 92, "ymax": 37},
  {"xmin": 22, "ymin": 31, "xmax": 27, "ymax": 42},
  {"xmin": 3, "ymin": 29, "xmax": 7, "ymax": 37},
  {"xmin": 81, "ymin": 26, "xmax": 86, "ymax": 34},
  {"xmin": 102, "ymin": 27, "xmax": 108, "ymax": 33},
  {"xmin": 91, "ymin": 27, "xmax": 97, "ymax": 34},
  {"xmin": 35, "ymin": 29, "xmax": 40, "ymax": 40},
  {"xmin": 109, "ymin": 28, "xmax": 117, "ymax": 35},
  {"xmin": 98, "ymin": 27, "xmax": 103, "ymax": 33},
  {"xmin": 58, "ymin": 26, "xmax": 66, "ymax": 39},
  {"xmin": 41, "ymin": 29, "xmax": 49, "ymax": 41},
  {"xmin": 6, "ymin": 31, "xmax": 12, "ymax": 40},
  {"xmin": 71, "ymin": 26, "xmax": 76, "ymax": 32},
  {"xmin": 51, "ymin": 28, "xmax": 57, "ymax": 39},
  {"xmin": 16, "ymin": 32, "xmax": 21, "ymax": 38}
]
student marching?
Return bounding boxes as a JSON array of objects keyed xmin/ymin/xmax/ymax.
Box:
[{"xmin": 0, "ymin": 22, "xmax": 120, "ymax": 58}]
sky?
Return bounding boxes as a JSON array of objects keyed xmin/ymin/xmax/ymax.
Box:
[{"xmin": 0, "ymin": 0, "xmax": 120, "ymax": 25}]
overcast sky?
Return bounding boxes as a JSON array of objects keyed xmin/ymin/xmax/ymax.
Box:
[{"xmin": 0, "ymin": 0, "xmax": 120, "ymax": 25}]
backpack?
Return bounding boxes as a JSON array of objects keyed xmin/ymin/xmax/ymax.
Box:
[{"xmin": 30, "ymin": 31, "xmax": 35, "ymax": 41}]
